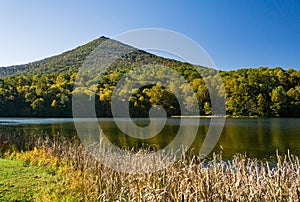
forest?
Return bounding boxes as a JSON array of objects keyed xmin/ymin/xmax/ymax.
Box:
[{"xmin": 0, "ymin": 37, "xmax": 299, "ymax": 118}]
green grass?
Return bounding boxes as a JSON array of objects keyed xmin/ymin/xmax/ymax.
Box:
[{"xmin": 0, "ymin": 158, "xmax": 57, "ymax": 202}]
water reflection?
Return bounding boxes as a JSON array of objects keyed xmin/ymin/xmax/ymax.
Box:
[{"xmin": 0, "ymin": 118, "xmax": 299, "ymax": 159}]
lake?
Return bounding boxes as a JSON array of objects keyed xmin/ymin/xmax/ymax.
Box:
[{"xmin": 0, "ymin": 117, "xmax": 299, "ymax": 160}]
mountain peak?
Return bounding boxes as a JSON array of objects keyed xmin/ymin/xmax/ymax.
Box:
[
  {"xmin": 0, "ymin": 36, "xmax": 201, "ymax": 77},
  {"xmin": 99, "ymin": 36, "xmax": 109, "ymax": 39}
]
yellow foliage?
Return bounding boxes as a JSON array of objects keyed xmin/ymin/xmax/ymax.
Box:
[{"xmin": 51, "ymin": 99, "xmax": 58, "ymax": 108}]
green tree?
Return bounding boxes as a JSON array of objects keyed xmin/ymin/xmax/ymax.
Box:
[
  {"xmin": 31, "ymin": 98, "xmax": 45, "ymax": 111},
  {"xmin": 287, "ymin": 86, "xmax": 300, "ymax": 117},
  {"xmin": 203, "ymin": 102, "xmax": 211, "ymax": 115},
  {"xmin": 270, "ymin": 86, "xmax": 287, "ymax": 117},
  {"xmin": 257, "ymin": 93, "xmax": 267, "ymax": 117}
]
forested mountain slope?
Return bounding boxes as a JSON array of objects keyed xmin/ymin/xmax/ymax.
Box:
[
  {"xmin": 0, "ymin": 36, "xmax": 109, "ymax": 77},
  {"xmin": 0, "ymin": 37, "xmax": 299, "ymax": 117}
]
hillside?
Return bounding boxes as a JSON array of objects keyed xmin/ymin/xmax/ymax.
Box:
[
  {"xmin": 0, "ymin": 36, "xmax": 110, "ymax": 77},
  {"xmin": 0, "ymin": 36, "xmax": 207, "ymax": 78},
  {"xmin": 0, "ymin": 37, "xmax": 299, "ymax": 117}
]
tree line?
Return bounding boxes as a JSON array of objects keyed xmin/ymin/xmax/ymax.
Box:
[{"xmin": 0, "ymin": 65, "xmax": 299, "ymax": 117}]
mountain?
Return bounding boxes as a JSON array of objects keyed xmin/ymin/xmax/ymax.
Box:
[
  {"xmin": 0, "ymin": 36, "xmax": 110, "ymax": 77},
  {"xmin": 0, "ymin": 36, "xmax": 299, "ymax": 118},
  {"xmin": 0, "ymin": 36, "xmax": 206, "ymax": 78}
]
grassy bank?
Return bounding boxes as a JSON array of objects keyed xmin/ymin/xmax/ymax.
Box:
[
  {"xmin": 1, "ymin": 131, "xmax": 300, "ymax": 201},
  {"xmin": 0, "ymin": 158, "xmax": 58, "ymax": 201}
]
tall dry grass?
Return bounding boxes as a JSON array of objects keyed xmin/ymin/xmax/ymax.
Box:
[{"xmin": 1, "ymin": 131, "xmax": 300, "ymax": 201}]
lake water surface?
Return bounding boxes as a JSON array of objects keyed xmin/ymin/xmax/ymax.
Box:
[{"xmin": 0, "ymin": 118, "xmax": 299, "ymax": 159}]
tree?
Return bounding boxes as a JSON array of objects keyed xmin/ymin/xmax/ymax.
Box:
[
  {"xmin": 203, "ymin": 102, "xmax": 211, "ymax": 115},
  {"xmin": 287, "ymin": 86, "xmax": 300, "ymax": 117},
  {"xmin": 31, "ymin": 98, "xmax": 45, "ymax": 111},
  {"xmin": 257, "ymin": 93, "xmax": 267, "ymax": 117},
  {"xmin": 270, "ymin": 86, "xmax": 287, "ymax": 117}
]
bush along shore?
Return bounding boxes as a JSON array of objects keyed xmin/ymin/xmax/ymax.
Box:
[{"xmin": 1, "ymin": 131, "xmax": 300, "ymax": 201}]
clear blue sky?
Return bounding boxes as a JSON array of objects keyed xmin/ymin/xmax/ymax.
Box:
[{"xmin": 0, "ymin": 0, "xmax": 299, "ymax": 70}]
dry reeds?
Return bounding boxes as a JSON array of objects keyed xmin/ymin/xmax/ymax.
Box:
[{"xmin": 1, "ymin": 131, "xmax": 300, "ymax": 201}]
